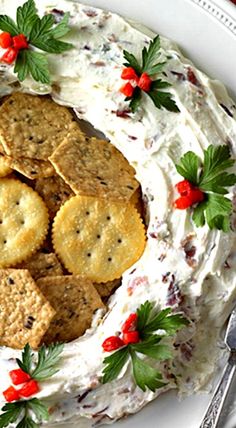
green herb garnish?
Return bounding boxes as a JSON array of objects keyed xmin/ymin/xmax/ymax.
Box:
[
  {"xmin": 0, "ymin": 0, "xmax": 73, "ymax": 84},
  {"xmin": 123, "ymin": 36, "xmax": 179, "ymax": 113},
  {"xmin": 102, "ymin": 301, "xmax": 188, "ymax": 392},
  {"xmin": 0, "ymin": 343, "xmax": 64, "ymax": 428},
  {"xmin": 175, "ymin": 145, "xmax": 236, "ymax": 231}
]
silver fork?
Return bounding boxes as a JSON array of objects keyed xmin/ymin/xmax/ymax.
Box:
[{"xmin": 200, "ymin": 306, "xmax": 236, "ymax": 428}]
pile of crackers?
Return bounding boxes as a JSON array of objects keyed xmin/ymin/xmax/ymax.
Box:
[{"xmin": 0, "ymin": 93, "xmax": 146, "ymax": 350}]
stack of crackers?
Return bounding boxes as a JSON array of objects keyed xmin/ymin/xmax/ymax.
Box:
[{"xmin": 0, "ymin": 93, "xmax": 146, "ymax": 350}]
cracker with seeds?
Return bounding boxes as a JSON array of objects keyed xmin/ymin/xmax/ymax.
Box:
[
  {"xmin": 52, "ymin": 195, "xmax": 146, "ymax": 282},
  {"xmin": 0, "ymin": 93, "xmax": 79, "ymax": 160},
  {"xmin": 18, "ymin": 251, "xmax": 63, "ymax": 281},
  {"xmin": 0, "ymin": 269, "xmax": 55, "ymax": 349},
  {"xmin": 0, "ymin": 179, "xmax": 49, "ymax": 267},
  {"xmin": 94, "ymin": 278, "xmax": 121, "ymax": 299},
  {"xmin": 49, "ymin": 131, "xmax": 139, "ymax": 201},
  {"xmin": 37, "ymin": 275, "xmax": 104, "ymax": 344},
  {"xmin": 35, "ymin": 175, "xmax": 74, "ymax": 219},
  {"xmin": 2, "ymin": 154, "xmax": 54, "ymax": 179},
  {"xmin": 0, "ymin": 142, "xmax": 12, "ymax": 177},
  {"xmin": 0, "ymin": 153, "xmax": 12, "ymax": 177}
]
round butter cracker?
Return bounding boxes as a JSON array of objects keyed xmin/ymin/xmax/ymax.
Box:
[
  {"xmin": 0, "ymin": 179, "xmax": 49, "ymax": 267},
  {"xmin": 52, "ymin": 195, "xmax": 146, "ymax": 282}
]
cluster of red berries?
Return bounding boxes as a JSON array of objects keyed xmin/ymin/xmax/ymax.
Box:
[
  {"xmin": 102, "ymin": 313, "xmax": 140, "ymax": 352},
  {"xmin": 3, "ymin": 369, "xmax": 39, "ymax": 402},
  {"xmin": 0, "ymin": 32, "xmax": 28, "ymax": 64},
  {"xmin": 174, "ymin": 179, "xmax": 204, "ymax": 209},
  {"xmin": 120, "ymin": 67, "xmax": 152, "ymax": 98}
]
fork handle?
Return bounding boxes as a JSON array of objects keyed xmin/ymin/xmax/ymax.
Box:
[{"xmin": 200, "ymin": 353, "xmax": 236, "ymax": 428}]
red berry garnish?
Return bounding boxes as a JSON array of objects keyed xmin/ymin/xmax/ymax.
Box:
[
  {"xmin": 9, "ymin": 369, "xmax": 31, "ymax": 386},
  {"xmin": 189, "ymin": 188, "xmax": 205, "ymax": 204},
  {"xmin": 174, "ymin": 195, "xmax": 193, "ymax": 209},
  {"xmin": 0, "ymin": 47, "xmax": 18, "ymax": 64},
  {"xmin": 120, "ymin": 82, "xmax": 135, "ymax": 98},
  {"xmin": 12, "ymin": 34, "xmax": 28, "ymax": 50},
  {"xmin": 121, "ymin": 313, "xmax": 138, "ymax": 333},
  {"xmin": 138, "ymin": 72, "xmax": 152, "ymax": 92},
  {"xmin": 121, "ymin": 67, "xmax": 139, "ymax": 82},
  {"xmin": 18, "ymin": 379, "xmax": 40, "ymax": 398},
  {"xmin": 123, "ymin": 330, "xmax": 140, "ymax": 345},
  {"xmin": 102, "ymin": 336, "xmax": 125, "ymax": 352},
  {"xmin": 175, "ymin": 179, "xmax": 193, "ymax": 196},
  {"xmin": 0, "ymin": 32, "xmax": 12, "ymax": 49},
  {"xmin": 3, "ymin": 386, "xmax": 20, "ymax": 403}
]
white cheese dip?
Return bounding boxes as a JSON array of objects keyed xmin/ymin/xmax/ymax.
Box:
[{"xmin": 0, "ymin": 1, "xmax": 236, "ymax": 427}]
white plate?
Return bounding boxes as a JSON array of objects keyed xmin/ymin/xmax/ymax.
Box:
[{"xmin": 71, "ymin": 0, "xmax": 236, "ymax": 427}]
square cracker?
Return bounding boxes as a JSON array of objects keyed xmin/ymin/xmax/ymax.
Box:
[
  {"xmin": 37, "ymin": 275, "xmax": 104, "ymax": 344},
  {"xmin": 2, "ymin": 153, "xmax": 54, "ymax": 179},
  {"xmin": 0, "ymin": 93, "xmax": 78, "ymax": 160},
  {"xmin": 35, "ymin": 175, "xmax": 74, "ymax": 219},
  {"xmin": 49, "ymin": 131, "xmax": 139, "ymax": 201},
  {"xmin": 94, "ymin": 278, "xmax": 121, "ymax": 299},
  {"xmin": 0, "ymin": 269, "xmax": 55, "ymax": 349},
  {"xmin": 18, "ymin": 251, "xmax": 63, "ymax": 281}
]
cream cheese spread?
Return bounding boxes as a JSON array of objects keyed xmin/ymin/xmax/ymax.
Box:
[{"xmin": 0, "ymin": 0, "xmax": 236, "ymax": 426}]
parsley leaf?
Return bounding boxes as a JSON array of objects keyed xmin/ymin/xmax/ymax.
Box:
[
  {"xmin": 137, "ymin": 301, "xmax": 154, "ymax": 331},
  {"xmin": 15, "ymin": 50, "xmax": 50, "ymax": 84},
  {"xmin": 192, "ymin": 201, "xmax": 207, "ymax": 227},
  {"xmin": 16, "ymin": 343, "xmax": 33, "ymax": 374},
  {"xmin": 127, "ymin": 87, "xmax": 142, "ymax": 113},
  {"xmin": 16, "ymin": 343, "xmax": 64, "ymax": 381},
  {"xmin": 175, "ymin": 151, "xmax": 200, "ymax": 185},
  {"xmin": 102, "ymin": 347, "xmax": 129, "ymax": 384},
  {"xmin": 31, "ymin": 37, "xmax": 73, "ymax": 54},
  {"xmin": 31, "ymin": 343, "xmax": 64, "ymax": 381},
  {"xmin": 49, "ymin": 12, "xmax": 71, "ymax": 39},
  {"xmin": 130, "ymin": 350, "xmax": 165, "ymax": 392},
  {"xmin": 131, "ymin": 339, "xmax": 172, "ymax": 360},
  {"xmin": 148, "ymin": 89, "xmax": 179, "ymax": 113},
  {"xmin": 102, "ymin": 301, "xmax": 188, "ymax": 391},
  {"xmin": 14, "ymin": 50, "xmax": 29, "ymax": 82},
  {"xmin": 205, "ymin": 193, "xmax": 232, "ymax": 232},
  {"xmin": 17, "ymin": 0, "xmax": 38, "ymax": 39},
  {"xmin": 142, "ymin": 35, "xmax": 162, "ymax": 76},
  {"xmin": 23, "ymin": 50, "xmax": 50, "ymax": 84},
  {"xmin": 123, "ymin": 50, "xmax": 142, "ymax": 75},
  {"xmin": 16, "ymin": 416, "xmax": 38, "ymax": 428},
  {"xmin": 175, "ymin": 145, "xmax": 236, "ymax": 231},
  {"xmin": 0, "ymin": 16, "xmax": 18, "ymax": 36},
  {"xmin": 27, "ymin": 399, "xmax": 49, "ymax": 422},
  {"xmin": 29, "ymin": 14, "xmax": 55, "ymax": 42},
  {"xmin": 198, "ymin": 145, "xmax": 236, "ymax": 193},
  {"xmin": 0, "ymin": 403, "xmax": 23, "ymax": 428}
]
